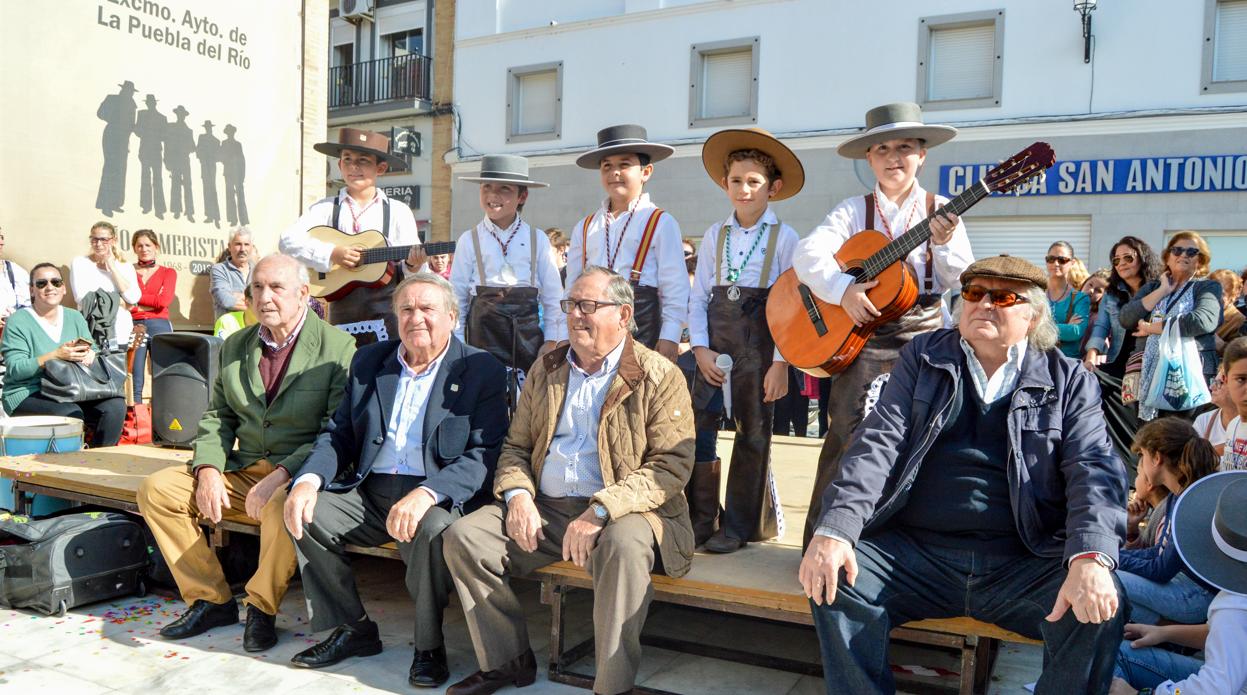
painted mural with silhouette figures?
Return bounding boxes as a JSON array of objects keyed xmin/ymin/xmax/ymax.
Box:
[{"xmin": 94, "ymin": 83, "xmax": 248, "ymax": 229}]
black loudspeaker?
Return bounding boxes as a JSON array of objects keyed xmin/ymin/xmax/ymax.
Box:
[{"xmin": 150, "ymin": 332, "xmax": 223, "ymax": 447}]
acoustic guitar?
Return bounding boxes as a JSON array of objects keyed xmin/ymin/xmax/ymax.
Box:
[
  {"xmin": 767, "ymin": 141, "xmax": 1056, "ymax": 377},
  {"xmin": 303, "ymin": 225, "xmax": 457, "ymax": 300}
]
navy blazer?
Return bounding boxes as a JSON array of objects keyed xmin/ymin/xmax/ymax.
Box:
[{"xmin": 299, "ymin": 336, "xmax": 508, "ymax": 513}]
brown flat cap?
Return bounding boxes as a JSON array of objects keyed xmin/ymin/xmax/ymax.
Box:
[{"xmin": 959, "ymin": 254, "xmax": 1047, "ymax": 290}]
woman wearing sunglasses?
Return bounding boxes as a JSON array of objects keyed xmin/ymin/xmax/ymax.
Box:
[
  {"xmin": 0, "ymin": 263, "xmax": 125, "ymax": 446},
  {"xmin": 69, "ymin": 221, "xmax": 140, "ymax": 352},
  {"xmin": 1086, "ymin": 236, "xmax": 1163, "ymax": 473},
  {"xmin": 1121, "ymin": 231, "xmax": 1224, "ymax": 422},
  {"xmin": 1044, "ymin": 241, "xmax": 1092, "ymax": 358}
]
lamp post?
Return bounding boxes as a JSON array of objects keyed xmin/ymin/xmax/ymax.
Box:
[{"xmin": 1075, "ymin": 0, "xmax": 1097, "ymax": 64}]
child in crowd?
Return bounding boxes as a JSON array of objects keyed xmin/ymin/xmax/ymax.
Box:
[
  {"xmin": 687, "ymin": 128, "xmax": 803, "ymax": 552},
  {"xmin": 1110, "ymin": 470, "xmax": 1247, "ymax": 695},
  {"xmin": 1193, "ymin": 364, "xmax": 1236, "ymax": 456},
  {"xmin": 1220, "ymin": 336, "xmax": 1247, "ymax": 471},
  {"xmin": 1117, "ymin": 418, "xmax": 1220, "ymax": 625}
]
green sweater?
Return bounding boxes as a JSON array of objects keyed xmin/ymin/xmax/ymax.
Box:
[{"xmin": 1, "ymin": 307, "xmax": 93, "ymax": 413}]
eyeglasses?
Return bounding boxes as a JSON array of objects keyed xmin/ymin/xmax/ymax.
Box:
[
  {"xmin": 960, "ymin": 284, "xmax": 1030, "ymax": 308},
  {"xmin": 33, "ymin": 278, "xmax": 64, "ymax": 289},
  {"xmin": 1169, "ymin": 246, "xmax": 1200, "ymax": 258},
  {"xmin": 559, "ymin": 298, "xmax": 622, "ymax": 314},
  {"xmin": 1111, "ymin": 253, "xmax": 1137, "ymax": 266},
  {"xmin": 1044, "ymin": 255, "xmax": 1071, "ymax": 265},
  {"xmin": 89, "ymin": 236, "xmax": 112, "ymax": 244}
]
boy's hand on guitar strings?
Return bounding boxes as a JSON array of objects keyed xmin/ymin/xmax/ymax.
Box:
[{"xmin": 841, "ymin": 280, "xmax": 881, "ymax": 326}]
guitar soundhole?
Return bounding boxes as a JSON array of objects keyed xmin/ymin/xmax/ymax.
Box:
[{"xmin": 844, "ymin": 265, "xmax": 866, "ymax": 281}]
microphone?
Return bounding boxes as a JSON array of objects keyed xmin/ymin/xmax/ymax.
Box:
[{"xmin": 715, "ymin": 353, "xmax": 733, "ymax": 418}]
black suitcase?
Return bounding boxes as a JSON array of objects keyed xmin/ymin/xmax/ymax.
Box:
[{"xmin": 0, "ymin": 509, "xmax": 149, "ymax": 616}]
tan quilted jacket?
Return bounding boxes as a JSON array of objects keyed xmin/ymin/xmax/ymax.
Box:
[{"xmin": 493, "ymin": 336, "xmax": 696, "ymax": 577}]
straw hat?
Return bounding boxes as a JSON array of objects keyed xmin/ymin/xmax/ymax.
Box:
[{"xmin": 700, "ymin": 128, "xmax": 804, "ymax": 201}]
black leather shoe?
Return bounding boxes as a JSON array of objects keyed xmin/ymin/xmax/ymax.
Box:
[
  {"xmin": 159, "ymin": 598, "xmax": 238, "ymax": 639},
  {"xmin": 243, "ymin": 604, "xmax": 277, "ymax": 652},
  {"xmin": 409, "ymin": 646, "xmax": 449, "ymax": 688},
  {"xmin": 703, "ymin": 529, "xmax": 746, "ymax": 554},
  {"xmin": 446, "ymin": 649, "xmax": 537, "ymax": 695},
  {"xmin": 290, "ymin": 620, "xmax": 383, "ymax": 669}
]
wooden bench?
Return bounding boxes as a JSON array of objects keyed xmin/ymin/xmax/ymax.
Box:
[
  {"xmin": 533, "ymin": 555, "xmax": 1040, "ymax": 695},
  {"xmin": 0, "ymin": 444, "xmax": 401, "ymax": 559}
]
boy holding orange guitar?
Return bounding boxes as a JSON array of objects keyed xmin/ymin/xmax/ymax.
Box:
[
  {"xmin": 688, "ymin": 128, "xmax": 803, "ymax": 553},
  {"xmin": 791, "ymin": 103, "xmax": 974, "ymax": 547},
  {"xmin": 280, "ymin": 128, "xmax": 424, "ymax": 342}
]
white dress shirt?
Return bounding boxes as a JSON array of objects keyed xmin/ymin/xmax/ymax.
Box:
[
  {"xmin": 449, "ymin": 218, "xmax": 567, "ymax": 342},
  {"xmin": 1153, "ymin": 591, "xmax": 1247, "ymax": 695},
  {"xmin": 293, "ymin": 342, "xmax": 447, "ymax": 503},
  {"xmin": 793, "ymin": 183, "xmax": 974, "ymax": 306},
  {"xmin": 0, "ymin": 260, "xmax": 31, "ymax": 316},
  {"xmin": 566, "ymin": 193, "xmax": 688, "ymax": 343},
  {"xmin": 280, "ymin": 187, "xmax": 421, "ymax": 273},
  {"xmin": 69, "ymin": 256, "xmax": 141, "ymax": 350},
  {"xmin": 688, "ymin": 207, "xmax": 798, "ymax": 361}
]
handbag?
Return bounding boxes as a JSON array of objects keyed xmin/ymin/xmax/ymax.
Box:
[
  {"xmin": 40, "ymin": 352, "xmax": 126, "ymax": 403},
  {"xmin": 1142, "ymin": 318, "xmax": 1212, "ymax": 412},
  {"xmin": 1121, "ymin": 349, "xmax": 1145, "ymax": 404}
]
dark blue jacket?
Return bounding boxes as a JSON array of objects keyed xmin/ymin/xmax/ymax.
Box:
[
  {"xmin": 817, "ymin": 329, "xmax": 1127, "ymax": 563},
  {"xmin": 1118, "ymin": 495, "xmax": 1217, "ymax": 593},
  {"xmin": 299, "ymin": 337, "xmax": 508, "ymax": 513}
]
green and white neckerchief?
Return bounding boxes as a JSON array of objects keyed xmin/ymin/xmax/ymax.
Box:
[{"xmin": 723, "ymin": 222, "xmax": 769, "ymax": 284}]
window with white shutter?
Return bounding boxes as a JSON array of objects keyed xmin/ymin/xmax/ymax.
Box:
[
  {"xmin": 506, "ymin": 62, "xmax": 562, "ymax": 143},
  {"xmin": 917, "ymin": 10, "xmax": 1004, "ymax": 111},
  {"xmin": 689, "ymin": 38, "xmax": 759, "ymax": 128},
  {"xmin": 965, "ymin": 217, "xmax": 1091, "ymax": 270},
  {"xmin": 1203, "ymin": 0, "xmax": 1247, "ymax": 93}
]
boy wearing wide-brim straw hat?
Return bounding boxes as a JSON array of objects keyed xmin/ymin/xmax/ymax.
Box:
[
  {"xmin": 687, "ymin": 128, "xmax": 803, "ymax": 553},
  {"xmin": 565, "ymin": 124, "xmax": 687, "ymax": 362},
  {"xmin": 280, "ymin": 127, "xmax": 423, "ymax": 343},
  {"xmin": 794, "ymin": 102, "xmax": 975, "ymax": 548},
  {"xmin": 450, "ymin": 154, "xmax": 563, "ymax": 408}
]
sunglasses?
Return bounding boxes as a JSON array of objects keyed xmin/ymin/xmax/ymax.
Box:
[
  {"xmin": 89, "ymin": 236, "xmax": 113, "ymax": 244},
  {"xmin": 1044, "ymin": 255, "xmax": 1071, "ymax": 265},
  {"xmin": 960, "ymin": 284, "xmax": 1030, "ymax": 308},
  {"xmin": 33, "ymin": 278, "xmax": 64, "ymax": 289},
  {"xmin": 1111, "ymin": 253, "xmax": 1137, "ymax": 266},
  {"xmin": 559, "ymin": 299, "xmax": 621, "ymax": 315},
  {"xmin": 1169, "ymin": 246, "xmax": 1200, "ymax": 258}
]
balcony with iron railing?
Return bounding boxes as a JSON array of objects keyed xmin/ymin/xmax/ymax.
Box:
[{"xmin": 329, "ymin": 52, "xmax": 432, "ymax": 110}]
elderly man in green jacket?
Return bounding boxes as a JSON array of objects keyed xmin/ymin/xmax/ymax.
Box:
[{"xmin": 138, "ymin": 253, "xmax": 355, "ymax": 652}]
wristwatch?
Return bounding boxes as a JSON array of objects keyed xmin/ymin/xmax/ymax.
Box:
[
  {"xmin": 1069, "ymin": 551, "xmax": 1114, "ymax": 569},
  {"xmin": 590, "ymin": 502, "xmax": 610, "ymax": 523}
]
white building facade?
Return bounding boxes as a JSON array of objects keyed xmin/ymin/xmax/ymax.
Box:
[{"xmin": 450, "ymin": 0, "xmax": 1247, "ymax": 272}]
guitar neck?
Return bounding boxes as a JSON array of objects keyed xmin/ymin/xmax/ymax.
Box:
[
  {"xmin": 861, "ymin": 181, "xmax": 990, "ymax": 280},
  {"xmin": 359, "ymin": 241, "xmax": 457, "ymax": 266}
]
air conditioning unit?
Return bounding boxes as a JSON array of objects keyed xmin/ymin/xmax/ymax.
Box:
[{"xmin": 340, "ymin": 0, "xmax": 374, "ymax": 21}]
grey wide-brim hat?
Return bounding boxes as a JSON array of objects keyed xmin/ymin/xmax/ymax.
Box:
[
  {"xmin": 459, "ymin": 154, "xmax": 549, "ymax": 188},
  {"xmin": 1174, "ymin": 470, "xmax": 1247, "ymax": 595},
  {"xmin": 836, "ymin": 102, "xmax": 958, "ymax": 160},
  {"xmin": 575, "ymin": 124, "xmax": 675, "ymax": 169}
]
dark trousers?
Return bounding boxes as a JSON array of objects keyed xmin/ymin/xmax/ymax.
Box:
[
  {"xmin": 131, "ymin": 318, "xmax": 172, "ymax": 401},
  {"xmin": 292, "ymin": 473, "xmax": 459, "ymax": 650},
  {"xmin": 14, "ymin": 391, "xmax": 125, "ymax": 447},
  {"xmin": 810, "ymin": 529, "xmax": 1125, "ymax": 695}
]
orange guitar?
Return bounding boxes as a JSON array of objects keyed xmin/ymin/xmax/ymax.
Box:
[{"xmin": 767, "ymin": 142, "xmax": 1055, "ymax": 377}]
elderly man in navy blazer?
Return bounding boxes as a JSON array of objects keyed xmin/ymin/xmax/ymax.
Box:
[{"xmin": 282, "ymin": 272, "xmax": 507, "ymax": 688}]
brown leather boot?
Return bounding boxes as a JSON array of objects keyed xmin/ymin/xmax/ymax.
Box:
[
  {"xmin": 686, "ymin": 459, "xmax": 721, "ymax": 546},
  {"xmin": 446, "ymin": 649, "xmax": 537, "ymax": 695}
]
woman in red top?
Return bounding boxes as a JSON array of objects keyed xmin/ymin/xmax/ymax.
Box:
[{"xmin": 129, "ymin": 229, "xmax": 177, "ymax": 401}]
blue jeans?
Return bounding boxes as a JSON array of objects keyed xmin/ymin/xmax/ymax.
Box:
[
  {"xmin": 1117, "ymin": 569, "xmax": 1215, "ymax": 625},
  {"xmin": 1114, "ymin": 641, "xmax": 1202, "ymax": 689},
  {"xmin": 810, "ymin": 529, "xmax": 1126, "ymax": 695},
  {"xmin": 131, "ymin": 318, "xmax": 172, "ymax": 401}
]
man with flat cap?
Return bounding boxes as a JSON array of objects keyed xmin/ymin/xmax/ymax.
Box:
[
  {"xmin": 281, "ymin": 128, "xmax": 424, "ymax": 343},
  {"xmin": 799, "ymin": 255, "xmax": 1127, "ymax": 694}
]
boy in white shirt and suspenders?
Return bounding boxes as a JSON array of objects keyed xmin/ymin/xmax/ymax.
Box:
[{"xmin": 566, "ymin": 124, "xmax": 687, "ymax": 363}]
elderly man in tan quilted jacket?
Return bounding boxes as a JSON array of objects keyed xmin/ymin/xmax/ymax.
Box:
[{"xmin": 443, "ymin": 265, "xmax": 695, "ymax": 695}]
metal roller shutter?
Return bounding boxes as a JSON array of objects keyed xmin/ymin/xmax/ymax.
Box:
[{"xmin": 965, "ymin": 216, "xmax": 1091, "ymax": 268}]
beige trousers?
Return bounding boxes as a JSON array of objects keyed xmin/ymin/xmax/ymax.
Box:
[
  {"xmin": 444, "ymin": 497, "xmax": 657, "ymax": 695},
  {"xmin": 136, "ymin": 461, "xmax": 294, "ymax": 615}
]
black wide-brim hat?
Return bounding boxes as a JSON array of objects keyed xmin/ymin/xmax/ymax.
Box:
[
  {"xmin": 314, "ymin": 127, "xmax": 408, "ymax": 171},
  {"xmin": 576, "ymin": 124, "xmax": 674, "ymax": 169},
  {"xmin": 836, "ymin": 102, "xmax": 958, "ymax": 160},
  {"xmin": 459, "ymin": 154, "xmax": 549, "ymax": 188},
  {"xmin": 701, "ymin": 127, "xmax": 805, "ymax": 201},
  {"xmin": 1174, "ymin": 470, "xmax": 1247, "ymax": 596}
]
